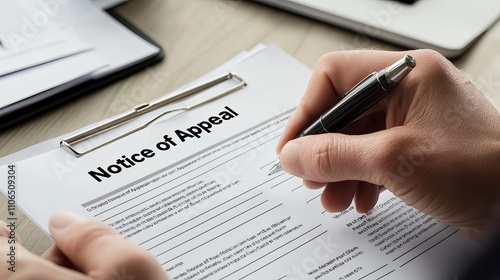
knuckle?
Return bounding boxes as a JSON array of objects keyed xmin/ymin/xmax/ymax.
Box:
[
  {"xmin": 315, "ymin": 51, "xmax": 349, "ymax": 75},
  {"xmin": 307, "ymin": 135, "xmax": 350, "ymax": 179},
  {"xmin": 412, "ymin": 49, "xmax": 453, "ymax": 79},
  {"xmin": 310, "ymin": 139, "xmax": 334, "ymax": 178},
  {"xmin": 316, "ymin": 52, "xmax": 337, "ymax": 70},
  {"xmin": 371, "ymin": 132, "xmax": 417, "ymax": 181}
]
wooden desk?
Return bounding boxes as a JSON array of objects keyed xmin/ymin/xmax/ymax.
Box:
[{"xmin": 1, "ymin": 0, "xmax": 499, "ymax": 256}]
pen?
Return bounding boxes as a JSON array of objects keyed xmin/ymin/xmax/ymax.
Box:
[{"xmin": 268, "ymin": 55, "xmax": 416, "ymax": 175}]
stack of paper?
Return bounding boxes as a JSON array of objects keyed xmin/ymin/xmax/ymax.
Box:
[
  {"xmin": 0, "ymin": 44, "xmax": 484, "ymax": 279},
  {"xmin": 0, "ymin": 0, "xmax": 160, "ymax": 126}
]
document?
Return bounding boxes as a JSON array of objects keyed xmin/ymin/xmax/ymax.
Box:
[
  {"xmin": 0, "ymin": 0, "xmax": 158, "ymax": 78},
  {"xmin": 0, "ymin": 52, "xmax": 107, "ymax": 107},
  {"xmin": 0, "ymin": 45, "xmax": 483, "ymax": 279},
  {"xmin": 54, "ymin": 0, "xmax": 159, "ymax": 78},
  {"xmin": 0, "ymin": 0, "xmax": 92, "ymax": 76},
  {"xmin": 0, "ymin": 0, "xmax": 162, "ymax": 125}
]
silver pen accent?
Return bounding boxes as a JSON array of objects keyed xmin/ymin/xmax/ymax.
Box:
[{"xmin": 268, "ymin": 55, "xmax": 416, "ymax": 175}]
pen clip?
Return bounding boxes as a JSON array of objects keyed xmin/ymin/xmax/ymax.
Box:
[{"xmin": 60, "ymin": 72, "xmax": 246, "ymax": 157}]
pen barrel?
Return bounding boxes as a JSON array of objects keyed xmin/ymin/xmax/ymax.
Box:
[{"xmin": 298, "ymin": 73, "xmax": 394, "ymax": 137}]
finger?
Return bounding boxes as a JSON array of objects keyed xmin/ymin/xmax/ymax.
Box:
[
  {"xmin": 276, "ymin": 49, "xmax": 412, "ymax": 153},
  {"xmin": 0, "ymin": 220, "xmax": 20, "ymax": 243},
  {"xmin": 49, "ymin": 212, "xmax": 169, "ymax": 280},
  {"xmin": 306, "ymin": 180, "xmax": 381, "ymax": 213},
  {"xmin": 0, "ymin": 221, "xmax": 88, "ymax": 280},
  {"xmin": 42, "ymin": 245, "xmax": 75, "ymax": 269},
  {"xmin": 279, "ymin": 126, "xmax": 415, "ymax": 186},
  {"xmin": 354, "ymin": 181, "xmax": 381, "ymax": 213},
  {"xmin": 302, "ymin": 179, "xmax": 326, "ymax": 189},
  {"xmin": 320, "ymin": 181, "xmax": 358, "ymax": 212},
  {"xmin": 9, "ymin": 253, "xmax": 89, "ymax": 280}
]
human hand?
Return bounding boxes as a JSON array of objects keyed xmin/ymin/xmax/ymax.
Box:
[
  {"xmin": 0, "ymin": 212, "xmax": 169, "ymax": 279},
  {"xmin": 276, "ymin": 49, "xmax": 500, "ymax": 243}
]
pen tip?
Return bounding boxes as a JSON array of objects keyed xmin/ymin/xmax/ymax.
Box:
[{"xmin": 268, "ymin": 160, "xmax": 282, "ymax": 176}]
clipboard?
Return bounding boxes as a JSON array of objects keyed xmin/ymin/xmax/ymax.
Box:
[
  {"xmin": 60, "ymin": 72, "xmax": 246, "ymax": 157},
  {"xmin": 0, "ymin": 10, "xmax": 165, "ymax": 131}
]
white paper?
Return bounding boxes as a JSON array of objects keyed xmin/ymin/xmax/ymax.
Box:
[
  {"xmin": 0, "ymin": 0, "xmax": 159, "ymax": 110},
  {"xmin": 54, "ymin": 0, "xmax": 159, "ymax": 78},
  {"xmin": 0, "ymin": 0, "xmax": 157, "ymax": 78},
  {"xmin": 0, "ymin": 0, "xmax": 92, "ymax": 76},
  {"xmin": 0, "ymin": 52, "xmax": 107, "ymax": 107},
  {"xmin": 0, "ymin": 45, "xmax": 483, "ymax": 279}
]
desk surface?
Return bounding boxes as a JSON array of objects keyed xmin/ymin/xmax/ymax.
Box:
[{"xmin": 1, "ymin": 0, "xmax": 499, "ymax": 256}]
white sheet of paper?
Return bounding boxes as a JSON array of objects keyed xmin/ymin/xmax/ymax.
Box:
[
  {"xmin": 0, "ymin": 0, "xmax": 92, "ymax": 76},
  {"xmin": 0, "ymin": 52, "xmax": 107, "ymax": 108},
  {"xmin": 0, "ymin": 0, "xmax": 159, "ymax": 110},
  {"xmin": 54, "ymin": 0, "xmax": 159, "ymax": 78},
  {"xmin": 0, "ymin": 0, "xmax": 156, "ymax": 78},
  {"xmin": 0, "ymin": 45, "xmax": 483, "ymax": 279}
]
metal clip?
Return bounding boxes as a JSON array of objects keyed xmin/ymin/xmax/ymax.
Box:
[{"xmin": 61, "ymin": 72, "xmax": 246, "ymax": 157}]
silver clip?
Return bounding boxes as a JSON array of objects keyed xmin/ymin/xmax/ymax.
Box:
[{"xmin": 61, "ymin": 72, "xmax": 246, "ymax": 157}]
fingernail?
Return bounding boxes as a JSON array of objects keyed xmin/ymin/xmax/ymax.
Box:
[
  {"xmin": 280, "ymin": 140, "xmax": 304, "ymax": 176},
  {"xmin": 49, "ymin": 211, "xmax": 83, "ymax": 230}
]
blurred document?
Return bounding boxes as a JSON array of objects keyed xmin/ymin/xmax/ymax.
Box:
[
  {"xmin": 0, "ymin": 45, "xmax": 483, "ymax": 280},
  {"xmin": 0, "ymin": 0, "xmax": 159, "ymax": 78},
  {"xmin": 0, "ymin": 52, "xmax": 106, "ymax": 107},
  {"xmin": 0, "ymin": 0, "xmax": 160, "ymax": 115},
  {"xmin": 0, "ymin": 0, "xmax": 92, "ymax": 76},
  {"xmin": 55, "ymin": 0, "xmax": 159, "ymax": 78}
]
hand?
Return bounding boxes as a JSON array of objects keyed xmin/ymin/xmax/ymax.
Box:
[
  {"xmin": 276, "ymin": 49, "xmax": 500, "ymax": 243},
  {"xmin": 0, "ymin": 212, "xmax": 169, "ymax": 279}
]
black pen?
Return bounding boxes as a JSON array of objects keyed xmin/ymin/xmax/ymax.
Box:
[{"xmin": 268, "ymin": 55, "xmax": 416, "ymax": 175}]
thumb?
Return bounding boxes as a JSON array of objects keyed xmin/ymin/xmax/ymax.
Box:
[
  {"xmin": 279, "ymin": 128, "xmax": 410, "ymax": 186},
  {"xmin": 49, "ymin": 211, "xmax": 169, "ymax": 280}
]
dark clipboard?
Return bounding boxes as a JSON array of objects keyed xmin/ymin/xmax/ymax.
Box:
[{"xmin": 0, "ymin": 10, "xmax": 165, "ymax": 130}]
